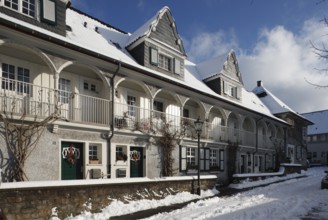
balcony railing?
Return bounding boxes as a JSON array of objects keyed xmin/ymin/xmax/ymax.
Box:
[
  {"xmin": 0, "ymin": 78, "xmax": 281, "ymax": 146},
  {"xmin": 0, "ymin": 78, "xmax": 110, "ymax": 125},
  {"xmin": 113, "ymin": 102, "xmax": 279, "ymax": 148}
]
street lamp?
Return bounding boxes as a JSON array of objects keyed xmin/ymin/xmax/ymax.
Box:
[{"xmin": 194, "ymin": 117, "xmax": 203, "ymax": 196}]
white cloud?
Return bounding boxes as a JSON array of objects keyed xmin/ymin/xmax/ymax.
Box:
[
  {"xmin": 185, "ymin": 30, "xmax": 238, "ymax": 63},
  {"xmin": 186, "ymin": 18, "xmax": 328, "ymax": 113},
  {"xmin": 239, "ymin": 19, "xmax": 328, "ymax": 113}
]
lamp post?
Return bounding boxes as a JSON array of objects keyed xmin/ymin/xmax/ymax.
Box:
[{"xmin": 194, "ymin": 117, "xmax": 203, "ymax": 196}]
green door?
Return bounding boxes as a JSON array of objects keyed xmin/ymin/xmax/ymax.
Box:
[
  {"xmin": 61, "ymin": 142, "xmax": 83, "ymax": 180},
  {"xmin": 130, "ymin": 147, "xmax": 143, "ymax": 177}
]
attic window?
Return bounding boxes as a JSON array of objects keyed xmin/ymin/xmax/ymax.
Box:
[
  {"xmin": 159, "ymin": 54, "xmax": 171, "ymax": 71},
  {"xmin": 40, "ymin": 0, "xmax": 56, "ymax": 25}
]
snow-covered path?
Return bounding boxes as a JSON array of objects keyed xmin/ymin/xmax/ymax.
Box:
[{"xmin": 145, "ymin": 167, "xmax": 328, "ymax": 220}]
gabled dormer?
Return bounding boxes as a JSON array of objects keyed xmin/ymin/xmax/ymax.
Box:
[
  {"xmin": 0, "ymin": 0, "xmax": 70, "ymax": 36},
  {"xmin": 197, "ymin": 50, "xmax": 243, "ymax": 101},
  {"xmin": 126, "ymin": 6, "xmax": 186, "ymax": 80}
]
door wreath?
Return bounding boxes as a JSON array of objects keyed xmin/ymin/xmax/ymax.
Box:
[{"xmin": 130, "ymin": 150, "xmax": 140, "ymax": 168}]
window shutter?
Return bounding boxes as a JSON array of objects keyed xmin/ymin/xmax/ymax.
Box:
[
  {"xmin": 223, "ymin": 81, "xmax": 229, "ymax": 94},
  {"xmin": 236, "ymin": 87, "xmax": 241, "ymax": 99},
  {"xmin": 174, "ymin": 58, "xmax": 181, "ymax": 74},
  {"xmin": 150, "ymin": 47, "xmax": 158, "ymax": 65},
  {"xmin": 200, "ymin": 148, "xmax": 204, "ymax": 170},
  {"xmin": 205, "ymin": 148, "xmax": 210, "ymax": 171},
  {"xmin": 40, "ymin": 0, "xmax": 57, "ymax": 25},
  {"xmin": 180, "ymin": 146, "xmax": 187, "ymax": 171},
  {"xmin": 219, "ymin": 150, "xmax": 224, "ymax": 171}
]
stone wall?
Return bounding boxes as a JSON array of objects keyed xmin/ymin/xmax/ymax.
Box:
[{"xmin": 0, "ymin": 176, "xmax": 217, "ymax": 220}]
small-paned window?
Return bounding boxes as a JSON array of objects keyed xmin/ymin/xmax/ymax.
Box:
[
  {"xmin": 159, "ymin": 54, "xmax": 171, "ymax": 71},
  {"xmin": 127, "ymin": 95, "xmax": 136, "ymax": 117},
  {"xmin": 1, "ymin": 63, "xmax": 30, "ymax": 94},
  {"xmin": 59, "ymin": 78, "xmax": 71, "ymax": 104},
  {"xmin": 210, "ymin": 149, "xmax": 217, "ymax": 168},
  {"xmin": 2, "ymin": 63, "xmax": 15, "ymax": 91},
  {"xmin": 90, "ymin": 84, "xmax": 96, "ymax": 92},
  {"xmin": 4, "ymin": 0, "xmax": 35, "ymax": 17},
  {"xmin": 84, "ymin": 82, "xmax": 89, "ymax": 90},
  {"xmin": 17, "ymin": 67, "xmax": 30, "ymax": 94},
  {"xmin": 89, "ymin": 145, "xmax": 98, "ymax": 160}
]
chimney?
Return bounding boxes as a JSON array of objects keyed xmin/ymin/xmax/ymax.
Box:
[{"xmin": 257, "ymin": 80, "xmax": 263, "ymax": 87}]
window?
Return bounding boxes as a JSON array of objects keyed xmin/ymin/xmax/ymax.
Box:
[
  {"xmin": 2, "ymin": 63, "xmax": 15, "ymax": 91},
  {"xmin": 116, "ymin": 146, "xmax": 127, "ymax": 161},
  {"xmin": 58, "ymin": 78, "xmax": 70, "ymax": 104},
  {"xmin": 183, "ymin": 108, "xmax": 189, "ymax": 118},
  {"xmin": 89, "ymin": 145, "xmax": 98, "ymax": 160},
  {"xmin": 90, "ymin": 84, "xmax": 96, "ymax": 92},
  {"xmin": 84, "ymin": 81, "xmax": 97, "ymax": 93},
  {"xmin": 187, "ymin": 147, "xmax": 196, "ymax": 168},
  {"xmin": 17, "ymin": 67, "xmax": 30, "ymax": 94},
  {"xmin": 210, "ymin": 149, "xmax": 217, "ymax": 168},
  {"xmin": 2, "ymin": 63, "xmax": 30, "ymax": 94},
  {"xmin": 4, "ymin": 0, "xmax": 35, "ymax": 17},
  {"xmin": 84, "ymin": 82, "xmax": 89, "ymax": 90},
  {"xmin": 313, "ymin": 152, "xmax": 317, "ymax": 158},
  {"xmin": 153, "ymin": 100, "xmax": 163, "ymax": 112},
  {"xmin": 180, "ymin": 147, "xmax": 223, "ymax": 172},
  {"xmin": 127, "ymin": 95, "xmax": 136, "ymax": 117},
  {"xmin": 159, "ymin": 54, "xmax": 171, "ymax": 71}
]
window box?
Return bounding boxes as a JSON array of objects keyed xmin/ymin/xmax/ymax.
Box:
[{"xmin": 89, "ymin": 159, "xmax": 99, "ymax": 164}]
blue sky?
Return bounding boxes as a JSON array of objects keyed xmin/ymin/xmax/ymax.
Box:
[{"xmin": 71, "ymin": 0, "xmax": 328, "ymax": 114}]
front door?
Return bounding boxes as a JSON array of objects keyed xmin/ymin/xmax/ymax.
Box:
[
  {"xmin": 130, "ymin": 147, "xmax": 143, "ymax": 177},
  {"xmin": 61, "ymin": 142, "xmax": 83, "ymax": 180}
]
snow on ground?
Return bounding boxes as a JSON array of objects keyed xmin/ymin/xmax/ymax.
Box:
[{"xmin": 61, "ymin": 167, "xmax": 328, "ymax": 220}]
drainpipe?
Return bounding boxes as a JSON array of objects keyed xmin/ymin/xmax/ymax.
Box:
[
  {"xmin": 107, "ymin": 61, "xmax": 121, "ymax": 177},
  {"xmin": 253, "ymin": 117, "xmax": 263, "ymax": 172}
]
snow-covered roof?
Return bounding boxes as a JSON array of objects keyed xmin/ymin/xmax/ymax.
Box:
[
  {"xmin": 0, "ymin": 7, "xmax": 288, "ymax": 124},
  {"xmin": 252, "ymin": 81, "xmax": 296, "ymax": 115},
  {"xmin": 301, "ymin": 110, "xmax": 328, "ymax": 135}
]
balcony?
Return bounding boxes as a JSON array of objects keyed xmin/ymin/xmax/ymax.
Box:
[
  {"xmin": 113, "ymin": 102, "xmax": 278, "ymax": 148},
  {"xmin": 0, "ymin": 78, "xmax": 110, "ymax": 126}
]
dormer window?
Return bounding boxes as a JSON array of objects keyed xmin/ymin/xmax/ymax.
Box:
[
  {"xmin": 149, "ymin": 46, "xmax": 182, "ymax": 75},
  {"xmin": 159, "ymin": 54, "xmax": 171, "ymax": 71},
  {"xmin": 3, "ymin": 0, "xmax": 36, "ymax": 17},
  {"xmin": 223, "ymin": 81, "xmax": 241, "ymax": 99}
]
